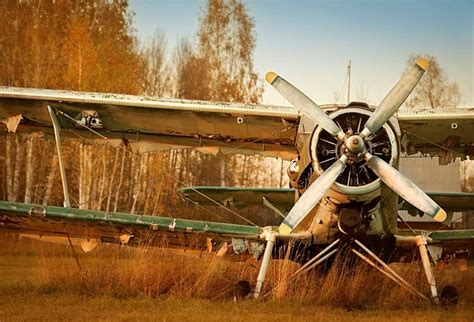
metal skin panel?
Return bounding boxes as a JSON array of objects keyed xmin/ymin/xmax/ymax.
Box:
[
  {"xmin": 178, "ymin": 186, "xmax": 295, "ymax": 210},
  {"xmin": 0, "ymin": 201, "xmax": 261, "ymax": 248},
  {"xmin": 398, "ymin": 108, "xmax": 474, "ymax": 160},
  {"xmin": 0, "ymin": 87, "xmax": 299, "ymax": 159},
  {"xmin": 399, "ymin": 192, "xmax": 474, "ymax": 212},
  {"xmin": 180, "ymin": 187, "xmax": 474, "ymax": 213},
  {"xmin": 1, "ymin": 86, "xmax": 474, "ymax": 160},
  {"xmin": 429, "ymin": 230, "xmax": 474, "ymax": 241},
  {"xmin": 423, "ymin": 229, "xmax": 474, "ymax": 253}
]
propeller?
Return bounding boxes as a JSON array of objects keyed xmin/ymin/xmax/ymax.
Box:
[
  {"xmin": 280, "ymin": 155, "xmax": 348, "ymax": 234},
  {"xmin": 265, "ymin": 72, "xmax": 345, "ymax": 140},
  {"xmin": 266, "ymin": 57, "xmax": 447, "ymax": 235},
  {"xmin": 365, "ymin": 153, "xmax": 447, "ymax": 222},
  {"xmin": 360, "ymin": 58, "xmax": 429, "ymax": 138}
]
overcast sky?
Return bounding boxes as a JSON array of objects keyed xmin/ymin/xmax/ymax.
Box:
[{"xmin": 129, "ymin": 0, "xmax": 473, "ymax": 107}]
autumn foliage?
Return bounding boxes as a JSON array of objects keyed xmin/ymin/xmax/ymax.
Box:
[
  {"xmin": 0, "ymin": 0, "xmax": 285, "ymax": 225},
  {"xmin": 0, "ymin": 1, "xmax": 142, "ymax": 94}
]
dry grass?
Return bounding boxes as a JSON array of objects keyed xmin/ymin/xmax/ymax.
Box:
[
  {"xmin": 27, "ymin": 235, "xmax": 258, "ymax": 300},
  {"xmin": 265, "ymin": 251, "xmax": 429, "ymax": 308},
  {"xmin": 1, "ymin": 232, "xmax": 473, "ymax": 321}
]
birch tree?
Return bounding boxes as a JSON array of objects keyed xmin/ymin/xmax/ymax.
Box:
[{"xmin": 404, "ymin": 54, "xmax": 462, "ymax": 109}]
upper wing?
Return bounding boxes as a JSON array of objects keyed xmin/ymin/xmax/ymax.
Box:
[
  {"xmin": 398, "ymin": 108, "xmax": 474, "ymax": 164},
  {"xmin": 0, "ymin": 200, "xmax": 261, "ymax": 254},
  {"xmin": 0, "ymin": 86, "xmax": 299, "ymax": 159}
]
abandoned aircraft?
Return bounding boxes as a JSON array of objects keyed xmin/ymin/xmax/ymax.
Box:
[{"xmin": 0, "ymin": 58, "xmax": 473, "ymax": 304}]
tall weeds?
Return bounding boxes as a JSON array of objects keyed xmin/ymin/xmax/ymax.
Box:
[
  {"xmin": 36, "ymin": 242, "xmax": 256, "ymax": 300},
  {"xmin": 35, "ymin": 248, "xmax": 463, "ymax": 308},
  {"xmin": 3, "ymin": 233, "xmax": 472, "ymax": 308}
]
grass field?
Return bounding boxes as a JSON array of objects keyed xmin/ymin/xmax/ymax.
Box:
[{"xmin": 1, "ymin": 233, "xmax": 473, "ymax": 321}]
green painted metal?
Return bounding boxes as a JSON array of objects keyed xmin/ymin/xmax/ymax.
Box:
[
  {"xmin": 178, "ymin": 186, "xmax": 295, "ymax": 211},
  {"xmin": 180, "ymin": 187, "xmax": 474, "ymax": 213},
  {"xmin": 179, "ymin": 186, "xmax": 295, "ymax": 193},
  {"xmin": 0, "ymin": 201, "xmax": 261, "ymax": 237},
  {"xmin": 400, "ymin": 192, "xmax": 474, "ymax": 212},
  {"xmin": 429, "ymin": 229, "xmax": 474, "ymax": 241}
]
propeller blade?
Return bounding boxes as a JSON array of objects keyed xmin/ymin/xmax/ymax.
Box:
[
  {"xmin": 279, "ymin": 155, "xmax": 348, "ymax": 234},
  {"xmin": 266, "ymin": 72, "xmax": 345, "ymax": 140},
  {"xmin": 361, "ymin": 58, "xmax": 429, "ymax": 137},
  {"xmin": 365, "ymin": 153, "xmax": 447, "ymax": 222}
]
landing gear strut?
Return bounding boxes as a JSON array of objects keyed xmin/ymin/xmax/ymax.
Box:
[
  {"xmin": 415, "ymin": 236, "xmax": 439, "ymax": 302},
  {"xmin": 253, "ymin": 231, "xmax": 277, "ymax": 298},
  {"xmin": 251, "ymin": 233, "xmax": 451, "ymax": 304},
  {"xmin": 351, "ymin": 237, "xmax": 431, "ymax": 302}
]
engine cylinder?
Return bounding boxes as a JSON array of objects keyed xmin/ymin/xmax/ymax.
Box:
[{"xmin": 309, "ymin": 106, "xmax": 400, "ymax": 204}]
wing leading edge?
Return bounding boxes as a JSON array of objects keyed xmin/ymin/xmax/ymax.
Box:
[
  {"xmin": 179, "ymin": 186, "xmax": 474, "ymax": 214},
  {"xmin": 3, "ymin": 87, "xmax": 474, "ymax": 162},
  {"xmin": 0, "ymin": 86, "xmax": 299, "ymax": 159},
  {"xmin": 398, "ymin": 108, "xmax": 474, "ymax": 163},
  {"xmin": 0, "ymin": 200, "xmax": 261, "ymax": 250}
]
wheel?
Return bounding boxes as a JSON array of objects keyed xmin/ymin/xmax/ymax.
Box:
[
  {"xmin": 440, "ymin": 285, "xmax": 459, "ymax": 307},
  {"xmin": 234, "ymin": 280, "xmax": 251, "ymax": 299}
]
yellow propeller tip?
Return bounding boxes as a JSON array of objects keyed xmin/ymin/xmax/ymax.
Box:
[
  {"xmin": 433, "ymin": 208, "xmax": 447, "ymax": 222},
  {"xmin": 415, "ymin": 58, "xmax": 429, "ymax": 71},
  {"xmin": 278, "ymin": 223, "xmax": 292, "ymax": 235},
  {"xmin": 265, "ymin": 71, "xmax": 278, "ymax": 84}
]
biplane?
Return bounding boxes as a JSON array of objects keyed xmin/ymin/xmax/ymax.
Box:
[{"xmin": 0, "ymin": 58, "xmax": 473, "ymax": 304}]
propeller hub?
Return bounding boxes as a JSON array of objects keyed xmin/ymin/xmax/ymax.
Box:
[{"xmin": 346, "ymin": 135, "xmax": 365, "ymax": 154}]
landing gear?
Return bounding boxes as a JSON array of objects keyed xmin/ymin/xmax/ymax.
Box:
[
  {"xmin": 253, "ymin": 230, "xmax": 277, "ymax": 299},
  {"xmin": 415, "ymin": 236, "xmax": 439, "ymax": 303},
  {"xmin": 440, "ymin": 285, "xmax": 459, "ymax": 307},
  {"xmin": 292, "ymin": 238, "xmax": 340, "ymax": 276},
  {"xmin": 351, "ymin": 237, "xmax": 430, "ymax": 301},
  {"xmin": 234, "ymin": 280, "xmax": 252, "ymax": 300},
  {"xmin": 363, "ymin": 234, "xmax": 460, "ymax": 305},
  {"xmin": 250, "ymin": 232, "xmax": 458, "ymax": 305}
]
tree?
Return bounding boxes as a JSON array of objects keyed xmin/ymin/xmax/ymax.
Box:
[
  {"xmin": 62, "ymin": 16, "xmax": 100, "ymax": 91},
  {"xmin": 0, "ymin": 0, "xmax": 143, "ymax": 94},
  {"xmin": 141, "ymin": 30, "xmax": 171, "ymax": 97},
  {"xmin": 174, "ymin": 38, "xmax": 212, "ymax": 100},
  {"xmin": 172, "ymin": 0, "xmax": 266, "ymax": 189},
  {"xmin": 175, "ymin": 0, "xmax": 262, "ymax": 104},
  {"xmin": 404, "ymin": 54, "xmax": 461, "ymax": 109},
  {"xmin": 0, "ymin": 1, "xmax": 69, "ymax": 88},
  {"xmin": 0, "ymin": 0, "xmax": 148, "ymax": 209},
  {"xmin": 201, "ymin": 0, "xmax": 263, "ymax": 103},
  {"xmin": 90, "ymin": 0, "xmax": 144, "ymax": 94}
]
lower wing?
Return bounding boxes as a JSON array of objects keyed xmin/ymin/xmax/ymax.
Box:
[{"xmin": 0, "ymin": 200, "xmax": 262, "ymax": 255}]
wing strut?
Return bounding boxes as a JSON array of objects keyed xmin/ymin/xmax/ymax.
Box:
[{"xmin": 47, "ymin": 105, "xmax": 71, "ymax": 208}]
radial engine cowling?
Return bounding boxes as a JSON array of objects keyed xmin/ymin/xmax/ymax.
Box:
[{"xmin": 309, "ymin": 105, "xmax": 400, "ymax": 204}]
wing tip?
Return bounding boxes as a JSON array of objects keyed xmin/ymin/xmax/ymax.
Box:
[
  {"xmin": 265, "ymin": 71, "xmax": 278, "ymax": 85},
  {"xmin": 433, "ymin": 208, "xmax": 447, "ymax": 222},
  {"xmin": 415, "ymin": 58, "xmax": 429, "ymax": 71}
]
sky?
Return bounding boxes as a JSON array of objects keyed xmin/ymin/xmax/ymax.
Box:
[{"xmin": 129, "ymin": 0, "xmax": 473, "ymax": 107}]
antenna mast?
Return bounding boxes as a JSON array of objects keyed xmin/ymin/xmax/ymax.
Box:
[{"xmin": 347, "ymin": 60, "xmax": 351, "ymax": 103}]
